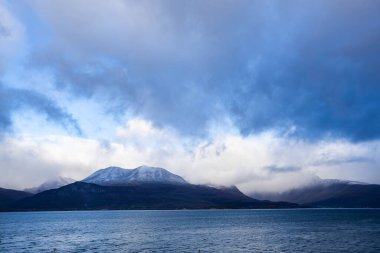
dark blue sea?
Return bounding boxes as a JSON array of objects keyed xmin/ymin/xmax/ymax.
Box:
[{"xmin": 1, "ymin": 209, "xmax": 380, "ymax": 252}]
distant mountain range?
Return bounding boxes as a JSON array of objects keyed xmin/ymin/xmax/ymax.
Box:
[
  {"xmin": 0, "ymin": 166, "xmax": 300, "ymax": 211},
  {"xmin": 1, "ymin": 166, "xmax": 379, "ymax": 211},
  {"xmin": 12, "ymin": 181, "xmax": 302, "ymax": 211},
  {"xmin": 250, "ymin": 178, "xmax": 380, "ymax": 208}
]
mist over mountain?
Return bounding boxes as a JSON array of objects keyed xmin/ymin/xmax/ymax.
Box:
[
  {"xmin": 250, "ymin": 178, "xmax": 380, "ymax": 208},
  {"xmin": 25, "ymin": 177, "xmax": 75, "ymax": 194}
]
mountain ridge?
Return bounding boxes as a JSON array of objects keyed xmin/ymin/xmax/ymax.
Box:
[
  {"xmin": 2, "ymin": 166, "xmax": 379, "ymax": 210},
  {"xmin": 11, "ymin": 181, "xmax": 301, "ymax": 211},
  {"xmin": 1, "ymin": 165, "xmax": 304, "ymax": 211}
]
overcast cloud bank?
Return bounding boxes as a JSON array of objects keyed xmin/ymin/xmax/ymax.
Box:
[{"xmin": 0, "ymin": 0, "xmax": 379, "ymax": 191}]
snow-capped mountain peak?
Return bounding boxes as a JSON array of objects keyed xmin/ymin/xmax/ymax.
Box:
[
  {"xmin": 129, "ymin": 165, "xmax": 188, "ymax": 184},
  {"xmin": 82, "ymin": 165, "xmax": 188, "ymax": 186},
  {"xmin": 83, "ymin": 166, "xmax": 133, "ymax": 183}
]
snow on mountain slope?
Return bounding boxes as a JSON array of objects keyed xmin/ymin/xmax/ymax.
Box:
[
  {"xmin": 25, "ymin": 176, "xmax": 75, "ymax": 194},
  {"xmin": 82, "ymin": 166, "xmax": 188, "ymax": 186},
  {"xmin": 126, "ymin": 166, "xmax": 188, "ymax": 184},
  {"xmin": 83, "ymin": 166, "xmax": 133, "ymax": 184}
]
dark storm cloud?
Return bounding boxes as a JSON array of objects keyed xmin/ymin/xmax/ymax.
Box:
[
  {"xmin": 229, "ymin": 0, "xmax": 380, "ymax": 141},
  {"xmin": 0, "ymin": 84, "xmax": 81, "ymax": 134},
  {"xmin": 28, "ymin": 0, "xmax": 380, "ymax": 140}
]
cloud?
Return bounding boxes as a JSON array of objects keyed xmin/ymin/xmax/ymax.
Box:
[
  {"xmin": 1, "ymin": 118, "xmax": 379, "ymax": 192},
  {"xmin": 0, "ymin": 84, "xmax": 81, "ymax": 135},
  {"xmin": 22, "ymin": 0, "xmax": 380, "ymax": 141},
  {"xmin": 0, "ymin": 2, "xmax": 81, "ymax": 136},
  {"xmin": 312, "ymin": 156, "xmax": 375, "ymax": 167},
  {"xmin": 0, "ymin": 1, "xmax": 379, "ymax": 193}
]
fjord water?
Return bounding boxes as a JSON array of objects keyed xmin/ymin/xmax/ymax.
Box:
[{"xmin": 1, "ymin": 209, "xmax": 380, "ymax": 252}]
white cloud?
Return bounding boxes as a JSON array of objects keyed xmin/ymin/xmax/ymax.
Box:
[{"xmin": 1, "ymin": 118, "xmax": 379, "ymax": 193}]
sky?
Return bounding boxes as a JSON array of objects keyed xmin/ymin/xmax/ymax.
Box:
[{"xmin": 0, "ymin": 0, "xmax": 379, "ymax": 193}]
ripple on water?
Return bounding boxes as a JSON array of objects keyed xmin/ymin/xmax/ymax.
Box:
[{"xmin": 0, "ymin": 209, "xmax": 380, "ymax": 252}]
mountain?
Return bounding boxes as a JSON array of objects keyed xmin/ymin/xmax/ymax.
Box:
[
  {"xmin": 82, "ymin": 166, "xmax": 189, "ymax": 186},
  {"xmin": 25, "ymin": 176, "xmax": 75, "ymax": 194},
  {"xmin": 250, "ymin": 179, "xmax": 380, "ymax": 208},
  {"xmin": 0, "ymin": 187, "xmax": 33, "ymax": 210},
  {"xmin": 307, "ymin": 184, "xmax": 380, "ymax": 208},
  {"xmin": 1, "ymin": 165, "xmax": 302, "ymax": 211},
  {"xmin": 3, "ymin": 166, "xmax": 379, "ymax": 210},
  {"xmin": 11, "ymin": 182, "xmax": 300, "ymax": 211}
]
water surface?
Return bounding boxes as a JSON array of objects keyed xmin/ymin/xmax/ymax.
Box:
[{"xmin": 1, "ymin": 209, "xmax": 380, "ymax": 252}]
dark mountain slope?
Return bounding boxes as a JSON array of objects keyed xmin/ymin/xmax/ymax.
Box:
[
  {"xmin": 250, "ymin": 182, "xmax": 380, "ymax": 208},
  {"xmin": 0, "ymin": 187, "xmax": 33, "ymax": 209},
  {"xmin": 12, "ymin": 182, "xmax": 300, "ymax": 211},
  {"xmin": 308, "ymin": 184, "xmax": 380, "ymax": 208}
]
